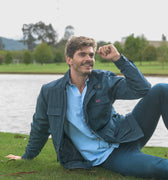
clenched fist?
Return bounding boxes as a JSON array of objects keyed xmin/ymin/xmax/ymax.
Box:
[{"xmin": 97, "ymin": 44, "xmax": 121, "ymax": 62}]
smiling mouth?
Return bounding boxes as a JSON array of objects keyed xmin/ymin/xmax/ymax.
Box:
[
  {"xmin": 81, "ymin": 62, "xmax": 93, "ymax": 68},
  {"xmin": 83, "ymin": 64, "xmax": 93, "ymax": 67},
  {"xmin": 83, "ymin": 65, "xmax": 93, "ymax": 70}
]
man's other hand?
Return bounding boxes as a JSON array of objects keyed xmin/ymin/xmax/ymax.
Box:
[
  {"xmin": 5, "ymin": 154, "xmax": 22, "ymax": 160},
  {"xmin": 97, "ymin": 44, "xmax": 121, "ymax": 62}
]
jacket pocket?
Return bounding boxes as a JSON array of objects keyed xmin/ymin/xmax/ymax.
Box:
[{"xmin": 47, "ymin": 107, "xmax": 63, "ymax": 147}]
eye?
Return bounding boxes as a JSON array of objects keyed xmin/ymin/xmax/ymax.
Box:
[
  {"xmin": 89, "ymin": 53, "xmax": 94, "ymax": 58},
  {"xmin": 78, "ymin": 52, "xmax": 95, "ymax": 58},
  {"xmin": 78, "ymin": 52, "xmax": 86, "ymax": 57}
]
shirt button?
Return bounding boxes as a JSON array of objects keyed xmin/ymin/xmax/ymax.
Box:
[
  {"xmin": 106, "ymin": 146, "xmax": 109, "ymax": 148},
  {"xmin": 97, "ymin": 138, "xmax": 100, "ymax": 141}
]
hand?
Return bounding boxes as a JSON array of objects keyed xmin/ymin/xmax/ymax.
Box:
[
  {"xmin": 97, "ymin": 44, "xmax": 121, "ymax": 62},
  {"xmin": 5, "ymin": 154, "xmax": 22, "ymax": 160}
]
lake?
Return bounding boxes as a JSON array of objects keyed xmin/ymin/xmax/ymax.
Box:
[{"xmin": 0, "ymin": 74, "xmax": 168, "ymax": 147}]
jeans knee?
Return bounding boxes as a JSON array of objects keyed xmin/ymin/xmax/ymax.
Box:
[
  {"xmin": 152, "ymin": 83, "xmax": 167, "ymax": 90},
  {"xmin": 151, "ymin": 83, "xmax": 168, "ymax": 98}
]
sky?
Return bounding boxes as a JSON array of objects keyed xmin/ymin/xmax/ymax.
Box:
[{"xmin": 1, "ymin": 0, "xmax": 168, "ymax": 43}]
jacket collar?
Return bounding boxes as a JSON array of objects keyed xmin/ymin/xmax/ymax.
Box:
[
  {"xmin": 61, "ymin": 70, "xmax": 71, "ymax": 88},
  {"xmin": 61, "ymin": 69, "xmax": 101, "ymax": 90},
  {"xmin": 88, "ymin": 70, "xmax": 102, "ymax": 90}
]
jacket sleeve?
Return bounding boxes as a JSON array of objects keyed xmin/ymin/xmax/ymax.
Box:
[
  {"xmin": 111, "ymin": 54, "xmax": 151, "ymax": 100},
  {"xmin": 22, "ymin": 85, "xmax": 50, "ymax": 159}
]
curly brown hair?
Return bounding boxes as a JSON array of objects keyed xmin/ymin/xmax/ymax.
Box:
[{"xmin": 65, "ymin": 36, "xmax": 97, "ymax": 58}]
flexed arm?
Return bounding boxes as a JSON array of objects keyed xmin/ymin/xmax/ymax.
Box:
[{"xmin": 97, "ymin": 44, "xmax": 151, "ymax": 99}]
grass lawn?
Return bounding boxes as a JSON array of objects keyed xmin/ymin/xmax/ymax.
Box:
[
  {"xmin": 1, "ymin": 132, "xmax": 168, "ymax": 180},
  {"xmin": 0, "ymin": 61, "xmax": 168, "ymax": 76}
]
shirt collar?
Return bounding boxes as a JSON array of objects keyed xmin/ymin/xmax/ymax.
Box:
[{"xmin": 68, "ymin": 77, "xmax": 89, "ymax": 86}]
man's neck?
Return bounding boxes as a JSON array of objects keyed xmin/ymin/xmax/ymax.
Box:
[{"xmin": 70, "ymin": 73, "xmax": 88, "ymax": 94}]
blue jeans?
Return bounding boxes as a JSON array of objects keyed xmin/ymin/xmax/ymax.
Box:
[{"xmin": 101, "ymin": 83, "xmax": 168, "ymax": 179}]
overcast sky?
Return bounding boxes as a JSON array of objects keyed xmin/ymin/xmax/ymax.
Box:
[{"xmin": 1, "ymin": 0, "xmax": 168, "ymax": 43}]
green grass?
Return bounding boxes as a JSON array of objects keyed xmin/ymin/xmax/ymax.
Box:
[
  {"xmin": 1, "ymin": 132, "xmax": 168, "ymax": 180},
  {"xmin": 0, "ymin": 63, "xmax": 69, "ymax": 74},
  {"xmin": 0, "ymin": 61, "xmax": 168, "ymax": 75}
]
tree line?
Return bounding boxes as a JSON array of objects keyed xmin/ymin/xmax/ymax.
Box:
[{"xmin": 0, "ymin": 21, "xmax": 168, "ymax": 65}]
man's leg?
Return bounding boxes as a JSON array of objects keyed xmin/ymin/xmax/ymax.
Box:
[
  {"xmin": 132, "ymin": 83, "xmax": 168, "ymax": 148},
  {"xmin": 101, "ymin": 83, "xmax": 168, "ymax": 179},
  {"xmin": 101, "ymin": 142, "xmax": 168, "ymax": 179}
]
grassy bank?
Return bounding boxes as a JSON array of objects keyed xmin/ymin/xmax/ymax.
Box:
[
  {"xmin": 0, "ymin": 132, "xmax": 168, "ymax": 180},
  {"xmin": 0, "ymin": 61, "xmax": 168, "ymax": 75}
]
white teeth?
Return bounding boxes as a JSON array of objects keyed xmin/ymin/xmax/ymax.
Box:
[{"xmin": 84, "ymin": 64, "xmax": 92, "ymax": 66}]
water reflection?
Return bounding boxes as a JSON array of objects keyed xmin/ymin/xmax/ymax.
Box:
[{"xmin": 0, "ymin": 74, "xmax": 168, "ymax": 147}]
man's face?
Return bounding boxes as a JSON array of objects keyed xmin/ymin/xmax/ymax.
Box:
[{"xmin": 67, "ymin": 46, "xmax": 95, "ymax": 77}]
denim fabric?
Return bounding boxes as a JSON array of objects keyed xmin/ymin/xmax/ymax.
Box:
[
  {"xmin": 101, "ymin": 83, "xmax": 168, "ymax": 179},
  {"xmin": 22, "ymin": 55, "xmax": 151, "ymax": 170}
]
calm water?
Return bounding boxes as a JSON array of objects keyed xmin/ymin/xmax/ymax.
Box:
[{"xmin": 0, "ymin": 74, "xmax": 168, "ymax": 147}]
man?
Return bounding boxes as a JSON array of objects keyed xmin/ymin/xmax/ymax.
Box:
[{"xmin": 6, "ymin": 36, "xmax": 168, "ymax": 179}]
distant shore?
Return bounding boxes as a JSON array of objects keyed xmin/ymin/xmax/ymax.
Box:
[
  {"xmin": 0, "ymin": 72, "xmax": 168, "ymax": 77},
  {"xmin": 0, "ymin": 61, "xmax": 168, "ymax": 76}
]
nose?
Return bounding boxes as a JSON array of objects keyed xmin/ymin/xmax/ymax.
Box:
[{"xmin": 86, "ymin": 54, "xmax": 91, "ymax": 60}]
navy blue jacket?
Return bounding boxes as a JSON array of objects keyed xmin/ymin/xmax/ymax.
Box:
[{"xmin": 22, "ymin": 55, "xmax": 151, "ymax": 169}]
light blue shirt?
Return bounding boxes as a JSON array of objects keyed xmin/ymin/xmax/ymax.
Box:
[{"xmin": 64, "ymin": 79, "xmax": 119, "ymax": 166}]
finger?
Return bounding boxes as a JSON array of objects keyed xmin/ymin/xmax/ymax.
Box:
[
  {"xmin": 5, "ymin": 154, "xmax": 14, "ymax": 158},
  {"xmin": 5, "ymin": 154, "xmax": 21, "ymax": 160},
  {"xmin": 97, "ymin": 47, "xmax": 105, "ymax": 56},
  {"xmin": 105, "ymin": 46, "xmax": 112, "ymax": 55}
]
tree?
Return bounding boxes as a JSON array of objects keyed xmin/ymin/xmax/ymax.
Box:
[
  {"xmin": 34, "ymin": 42, "xmax": 53, "ymax": 64},
  {"xmin": 4, "ymin": 52, "xmax": 13, "ymax": 64},
  {"xmin": 143, "ymin": 45, "xmax": 157, "ymax": 62},
  {"xmin": 162, "ymin": 34, "xmax": 167, "ymax": 41},
  {"xmin": 0, "ymin": 38, "xmax": 5, "ymax": 50},
  {"xmin": 0, "ymin": 55, "xmax": 4, "ymax": 64},
  {"xmin": 63, "ymin": 25, "xmax": 75, "ymax": 40},
  {"xmin": 54, "ymin": 50, "xmax": 65, "ymax": 63},
  {"xmin": 114, "ymin": 41, "xmax": 124, "ymax": 54},
  {"xmin": 22, "ymin": 23, "xmax": 36, "ymax": 51},
  {"xmin": 23, "ymin": 50, "xmax": 32, "ymax": 64},
  {"xmin": 0, "ymin": 50, "xmax": 6, "ymax": 64},
  {"xmin": 33, "ymin": 21, "xmax": 58, "ymax": 46},
  {"xmin": 22, "ymin": 21, "xmax": 58, "ymax": 51},
  {"xmin": 12, "ymin": 51, "xmax": 24, "ymax": 63},
  {"xmin": 124, "ymin": 34, "xmax": 148, "ymax": 64},
  {"xmin": 157, "ymin": 42, "xmax": 168, "ymax": 69},
  {"xmin": 54, "ymin": 39, "xmax": 67, "ymax": 61}
]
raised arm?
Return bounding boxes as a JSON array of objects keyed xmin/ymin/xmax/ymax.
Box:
[{"xmin": 97, "ymin": 44, "xmax": 151, "ymax": 99}]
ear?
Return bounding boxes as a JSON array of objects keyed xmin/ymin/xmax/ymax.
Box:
[{"xmin": 66, "ymin": 56, "xmax": 72, "ymax": 66}]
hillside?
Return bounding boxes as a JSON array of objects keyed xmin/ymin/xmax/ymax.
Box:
[{"xmin": 0, "ymin": 36, "xmax": 27, "ymax": 51}]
